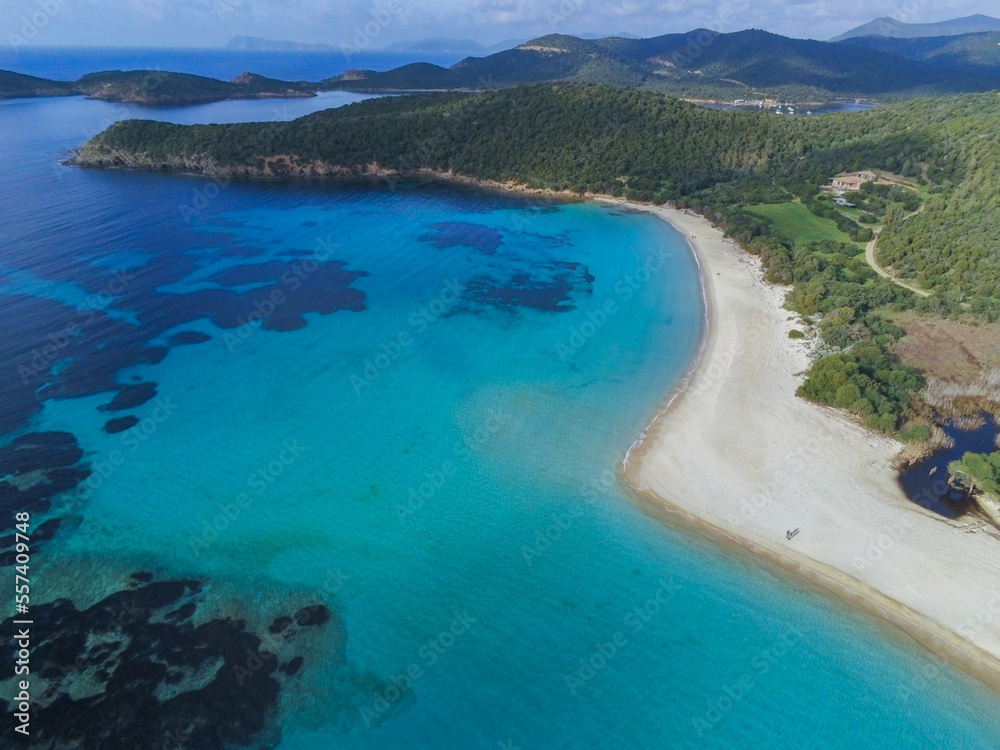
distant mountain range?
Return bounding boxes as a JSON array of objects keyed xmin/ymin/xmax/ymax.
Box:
[
  {"xmin": 839, "ymin": 31, "xmax": 1000, "ymax": 75},
  {"xmin": 322, "ymin": 29, "xmax": 1000, "ymax": 101},
  {"xmin": 832, "ymin": 13, "xmax": 1000, "ymax": 41},
  {"xmin": 7, "ymin": 25, "xmax": 1000, "ymax": 105}
]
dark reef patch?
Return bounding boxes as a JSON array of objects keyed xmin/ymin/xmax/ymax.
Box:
[
  {"xmin": 0, "ymin": 432, "xmax": 90, "ymax": 567},
  {"xmin": 0, "ymin": 518, "xmax": 60, "ymax": 569},
  {"xmin": 420, "ymin": 222, "xmax": 504, "ymax": 255},
  {"xmin": 295, "ymin": 604, "xmax": 331, "ymax": 627},
  {"xmin": 269, "ymin": 615, "xmax": 293, "ymax": 634},
  {"xmin": 99, "ymin": 382, "xmax": 158, "ymax": 412},
  {"xmin": 104, "ymin": 416, "xmax": 140, "ymax": 434},
  {"xmin": 0, "ymin": 249, "xmax": 368, "ymax": 432},
  {"xmin": 168, "ymin": 331, "xmax": 212, "ymax": 346},
  {"xmin": 460, "ymin": 260, "xmax": 593, "ymax": 314},
  {"xmin": 209, "ymin": 260, "xmax": 293, "ymax": 287},
  {"xmin": 0, "ymin": 576, "xmax": 340, "ymax": 750},
  {"xmin": 515, "ymin": 230, "xmax": 573, "ymax": 248},
  {"xmin": 0, "ymin": 432, "xmax": 89, "ymax": 519}
]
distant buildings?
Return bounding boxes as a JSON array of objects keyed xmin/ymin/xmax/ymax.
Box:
[{"xmin": 829, "ymin": 170, "xmax": 877, "ymax": 192}]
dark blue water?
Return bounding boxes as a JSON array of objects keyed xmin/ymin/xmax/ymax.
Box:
[
  {"xmin": 900, "ymin": 415, "xmax": 1000, "ymax": 518},
  {"xmin": 0, "ymin": 47, "xmax": 466, "ymax": 82},
  {"xmin": 2, "ymin": 93, "xmax": 1000, "ymax": 749}
]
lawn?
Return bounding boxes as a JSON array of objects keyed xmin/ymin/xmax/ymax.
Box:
[{"xmin": 746, "ymin": 202, "xmax": 859, "ymax": 247}]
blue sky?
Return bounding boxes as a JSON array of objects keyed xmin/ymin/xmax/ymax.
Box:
[{"xmin": 2, "ymin": 0, "xmax": 997, "ymax": 47}]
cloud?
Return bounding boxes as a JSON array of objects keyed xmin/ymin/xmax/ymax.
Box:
[{"xmin": 5, "ymin": 0, "xmax": 998, "ymax": 47}]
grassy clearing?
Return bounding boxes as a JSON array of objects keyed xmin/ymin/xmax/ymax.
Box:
[{"xmin": 746, "ymin": 202, "xmax": 859, "ymax": 247}]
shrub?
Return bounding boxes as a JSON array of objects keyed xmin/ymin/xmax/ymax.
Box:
[{"xmin": 899, "ymin": 424, "xmax": 931, "ymax": 443}]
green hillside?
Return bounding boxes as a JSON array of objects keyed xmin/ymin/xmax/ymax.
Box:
[
  {"xmin": 0, "ymin": 69, "xmax": 314, "ymax": 104},
  {"xmin": 72, "ymin": 85, "xmax": 1000, "ymax": 433},
  {"xmin": 322, "ymin": 29, "xmax": 1000, "ymax": 101},
  {"xmin": 840, "ymin": 31, "xmax": 1000, "ymax": 75}
]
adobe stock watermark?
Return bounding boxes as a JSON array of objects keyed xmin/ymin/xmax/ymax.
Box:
[
  {"xmin": 18, "ymin": 268, "xmax": 135, "ymax": 387},
  {"xmin": 555, "ymin": 248, "xmax": 670, "ymax": 362},
  {"xmin": 564, "ymin": 578, "xmax": 684, "ymax": 694},
  {"xmin": 350, "ymin": 278, "xmax": 464, "ymax": 395},
  {"xmin": 340, "ymin": 1, "xmax": 405, "ymax": 63},
  {"xmin": 521, "ymin": 469, "xmax": 616, "ymax": 565},
  {"xmin": 897, "ymin": 587, "xmax": 1000, "ymax": 702},
  {"xmin": 850, "ymin": 516, "xmax": 916, "ymax": 571},
  {"xmin": 187, "ymin": 439, "xmax": 306, "ymax": 555},
  {"xmin": 223, "ymin": 234, "xmax": 341, "ymax": 353},
  {"xmin": 359, "ymin": 609, "xmax": 477, "ymax": 728},
  {"xmin": 723, "ymin": 435, "xmax": 830, "ymax": 528},
  {"xmin": 8, "ymin": 0, "xmax": 70, "ymax": 49},
  {"xmin": 395, "ymin": 409, "xmax": 513, "ymax": 523},
  {"xmin": 79, "ymin": 70, "xmax": 171, "ymax": 141},
  {"xmin": 214, "ymin": 0, "xmax": 246, "ymax": 20},
  {"xmin": 179, "ymin": 105, "xmax": 298, "ymax": 224},
  {"xmin": 692, "ymin": 625, "xmax": 802, "ymax": 737},
  {"xmin": 667, "ymin": 0, "xmax": 750, "ymax": 68},
  {"xmin": 64, "ymin": 395, "xmax": 180, "ymax": 509},
  {"xmin": 225, "ymin": 568, "xmax": 350, "ymax": 704}
]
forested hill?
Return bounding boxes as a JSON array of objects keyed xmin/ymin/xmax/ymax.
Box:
[
  {"xmin": 838, "ymin": 32, "xmax": 1000, "ymax": 76},
  {"xmin": 832, "ymin": 14, "xmax": 1000, "ymax": 42},
  {"xmin": 73, "ymin": 84, "xmax": 1000, "ymax": 435},
  {"xmin": 0, "ymin": 69, "xmax": 314, "ymax": 104},
  {"xmin": 6, "ymin": 27, "xmax": 1000, "ymax": 105},
  {"xmin": 321, "ymin": 29, "xmax": 1000, "ymax": 100},
  {"xmin": 74, "ymin": 86, "xmax": 1000, "ymax": 312}
]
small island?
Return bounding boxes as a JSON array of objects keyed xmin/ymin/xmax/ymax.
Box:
[{"xmin": 0, "ymin": 69, "xmax": 316, "ymax": 105}]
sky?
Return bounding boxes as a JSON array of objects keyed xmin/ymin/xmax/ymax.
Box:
[{"xmin": 2, "ymin": 0, "xmax": 997, "ymax": 48}]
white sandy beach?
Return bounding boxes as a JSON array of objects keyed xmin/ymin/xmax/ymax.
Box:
[{"xmin": 617, "ymin": 202, "xmax": 1000, "ymax": 690}]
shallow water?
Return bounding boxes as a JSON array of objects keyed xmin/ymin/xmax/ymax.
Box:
[
  {"xmin": 899, "ymin": 415, "xmax": 1000, "ymax": 518},
  {"xmin": 2, "ymin": 95, "xmax": 1000, "ymax": 748}
]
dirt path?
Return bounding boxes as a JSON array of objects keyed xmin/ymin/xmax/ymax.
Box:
[{"xmin": 864, "ymin": 205, "xmax": 931, "ymax": 298}]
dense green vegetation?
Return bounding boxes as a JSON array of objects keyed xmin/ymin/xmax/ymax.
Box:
[
  {"xmin": 74, "ymin": 84, "xmax": 1000, "ymax": 433},
  {"xmin": 322, "ymin": 29, "xmax": 1000, "ymax": 101},
  {"xmin": 840, "ymin": 31, "xmax": 1000, "ymax": 75},
  {"xmin": 798, "ymin": 343, "xmax": 923, "ymax": 432},
  {"xmin": 747, "ymin": 202, "xmax": 859, "ymax": 246},
  {"xmin": 6, "ymin": 26, "xmax": 1000, "ymax": 106},
  {"xmin": 0, "ymin": 70, "xmax": 75, "ymax": 99},
  {"xmin": 948, "ymin": 451, "xmax": 1000, "ymax": 496},
  {"xmin": 0, "ymin": 69, "xmax": 314, "ymax": 104}
]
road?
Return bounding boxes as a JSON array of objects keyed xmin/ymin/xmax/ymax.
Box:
[{"xmin": 863, "ymin": 205, "xmax": 931, "ymax": 298}]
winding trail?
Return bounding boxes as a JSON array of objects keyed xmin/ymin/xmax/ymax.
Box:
[{"xmin": 864, "ymin": 204, "xmax": 931, "ymax": 298}]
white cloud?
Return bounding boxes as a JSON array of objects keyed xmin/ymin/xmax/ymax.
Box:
[{"xmin": 1, "ymin": 0, "xmax": 996, "ymax": 47}]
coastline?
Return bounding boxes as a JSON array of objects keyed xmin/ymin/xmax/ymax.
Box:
[
  {"xmin": 617, "ymin": 201, "xmax": 1000, "ymax": 693},
  {"xmin": 65, "ymin": 153, "xmax": 1000, "ymax": 691}
]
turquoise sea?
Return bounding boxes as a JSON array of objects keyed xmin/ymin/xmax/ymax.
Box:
[{"xmin": 3, "ymin": 93, "xmax": 1000, "ymax": 748}]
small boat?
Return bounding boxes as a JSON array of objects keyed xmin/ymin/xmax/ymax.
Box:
[
  {"xmin": 929, "ymin": 466, "xmax": 938, "ymax": 477},
  {"xmin": 786, "ymin": 528, "xmax": 800, "ymax": 540}
]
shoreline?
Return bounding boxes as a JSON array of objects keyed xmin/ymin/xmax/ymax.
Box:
[
  {"xmin": 65, "ymin": 158, "xmax": 1000, "ymax": 691},
  {"xmin": 615, "ymin": 201, "xmax": 1000, "ymax": 694}
]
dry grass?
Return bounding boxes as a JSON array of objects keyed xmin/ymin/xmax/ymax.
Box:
[{"xmin": 891, "ymin": 312, "xmax": 1000, "ymax": 418}]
